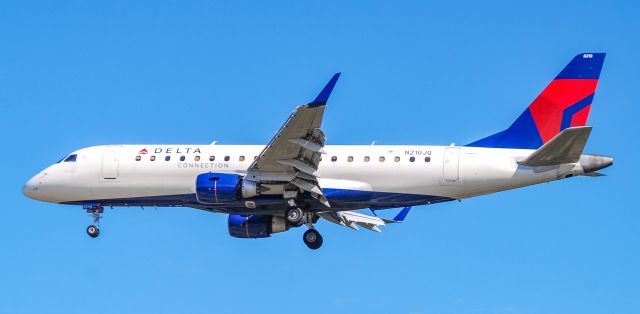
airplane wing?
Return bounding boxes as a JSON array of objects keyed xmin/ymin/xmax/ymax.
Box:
[
  {"xmin": 318, "ymin": 207, "xmax": 411, "ymax": 232},
  {"xmin": 245, "ymin": 73, "xmax": 341, "ymax": 207}
]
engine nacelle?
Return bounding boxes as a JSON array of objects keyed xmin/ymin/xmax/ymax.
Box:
[
  {"xmin": 196, "ymin": 173, "xmax": 241, "ymax": 203},
  {"xmin": 195, "ymin": 172, "xmax": 261, "ymax": 204},
  {"xmin": 228, "ymin": 214, "xmax": 289, "ymax": 238}
]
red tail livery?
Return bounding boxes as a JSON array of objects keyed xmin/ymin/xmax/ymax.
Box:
[{"xmin": 468, "ymin": 53, "xmax": 605, "ymax": 149}]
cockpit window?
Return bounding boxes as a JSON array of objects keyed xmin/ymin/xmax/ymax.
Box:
[{"xmin": 63, "ymin": 154, "xmax": 77, "ymax": 162}]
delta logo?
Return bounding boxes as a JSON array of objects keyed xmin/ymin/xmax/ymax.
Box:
[{"xmin": 138, "ymin": 147, "xmax": 202, "ymax": 154}]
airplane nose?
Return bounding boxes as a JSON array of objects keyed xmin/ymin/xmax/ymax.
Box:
[
  {"xmin": 22, "ymin": 177, "xmax": 37, "ymax": 198},
  {"xmin": 22, "ymin": 173, "xmax": 46, "ymax": 200}
]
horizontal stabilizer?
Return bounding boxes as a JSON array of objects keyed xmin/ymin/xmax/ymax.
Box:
[
  {"xmin": 584, "ymin": 171, "xmax": 606, "ymax": 177},
  {"xmin": 519, "ymin": 126, "xmax": 592, "ymax": 167}
]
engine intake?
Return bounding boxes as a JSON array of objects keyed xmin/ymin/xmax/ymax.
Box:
[{"xmin": 228, "ymin": 214, "xmax": 289, "ymax": 238}]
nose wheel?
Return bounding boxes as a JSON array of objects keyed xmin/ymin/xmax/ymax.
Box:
[
  {"xmin": 87, "ymin": 225, "xmax": 100, "ymax": 238},
  {"xmin": 84, "ymin": 204, "xmax": 104, "ymax": 238}
]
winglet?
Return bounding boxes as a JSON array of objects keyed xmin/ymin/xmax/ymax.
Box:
[
  {"xmin": 309, "ymin": 73, "xmax": 341, "ymax": 107},
  {"xmin": 392, "ymin": 207, "xmax": 411, "ymax": 223}
]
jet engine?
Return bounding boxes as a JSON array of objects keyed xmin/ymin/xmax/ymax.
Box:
[
  {"xmin": 195, "ymin": 173, "xmax": 261, "ymax": 204},
  {"xmin": 227, "ymin": 214, "xmax": 289, "ymax": 238}
]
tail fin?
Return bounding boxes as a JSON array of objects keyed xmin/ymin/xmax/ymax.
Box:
[{"xmin": 468, "ymin": 53, "xmax": 605, "ymax": 149}]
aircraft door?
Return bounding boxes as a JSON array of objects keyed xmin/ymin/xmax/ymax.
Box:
[
  {"xmin": 441, "ymin": 147, "xmax": 461, "ymax": 185},
  {"xmin": 101, "ymin": 146, "xmax": 122, "ymax": 180}
]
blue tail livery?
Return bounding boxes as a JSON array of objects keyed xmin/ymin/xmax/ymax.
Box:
[{"xmin": 468, "ymin": 53, "xmax": 605, "ymax": 149}]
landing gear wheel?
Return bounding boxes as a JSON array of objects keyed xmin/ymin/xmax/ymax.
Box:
[
  {"xmin": 286, "ymin": 208, "xmax": 304, "ymax": 226},
  {"xmin": 303, "ymin": 229, "xmax": 323, "ymax": 250},
  {"xmin": 87, "ymin": 225, "xmax": 100, "ymax": 238}
]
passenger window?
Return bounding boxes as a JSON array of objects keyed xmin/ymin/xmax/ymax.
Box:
[
  {"xmin": 331, "ymin": 156, "xmax": 337, "ymax": 162},
  {"xmin": 364, "ymin": 156, "xmax": 370, "ymax": 162},
  {"xmin": 135, "ymin": 155, "xmax": 141, "ymax": 161},
  {"xmin": 347, "ymin": 156, "xmax": 354, "ymax": 162},
  {"xmin": 379, "ymin": 156, "xmax": 385, "ymax": 162},
  {"xmin": 64, "ymin": 154, "xmax": 77, "ymax": 162},
  {"xmin": 409, "ymin": 156, "xmax": 415, "ymax": 162},
  {"xmin": 179, "ymin": 156, "xmax": 185, "ymax": 161},
  {"xmin": 224, "ymin": 156, "xmax": 230, "ymax": 161},
  {"xmin": 209, "ymin": 156, "xmax": 215, "ymax": 161},
  {"xmin": 394, "ymin": 156, "xmax": 400, "ymax": 162},
  {"xmin": 239, "ymin": 156, "xmax": 245, "ymax": 161},
  {"xmin": 165, "ymin": 156, "xmax": 171, "ymax": 161},
  {"xmin": 254, "ymin": 156, "xmax": 258, "ymax": 160},
  {"xmin": 195, "ymin": 156, "xmax": 200, "ymax": 161},
  {"xmin": 425, "ymin": 157, "xmax": 431, "ymax": 162},
  {"xmin": 150, "ymin": 156, "xmax": 156, "ymax": 161}
]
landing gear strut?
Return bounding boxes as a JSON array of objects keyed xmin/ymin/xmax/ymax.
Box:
[
  {"xmin": 284, "ymin": 193, "xmax": 323, "ymax": 249},
  {"xmin": 84, "ymin": 204, "xmax": 103, "ymax": 238}
]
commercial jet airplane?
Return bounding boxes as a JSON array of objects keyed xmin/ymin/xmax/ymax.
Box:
[{"xmin": 23, "ymin": 53, "xmax": 612, "ymax": 249}]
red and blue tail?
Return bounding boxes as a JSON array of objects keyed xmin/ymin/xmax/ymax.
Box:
[{"xmin": 468, "ymin": 53, "xmax": 606, "ymax": 149}]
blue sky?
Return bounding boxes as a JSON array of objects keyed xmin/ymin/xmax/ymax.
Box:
[{"xmin": 1, "ymin": 0, "xmax": 638, "ymax": 313}]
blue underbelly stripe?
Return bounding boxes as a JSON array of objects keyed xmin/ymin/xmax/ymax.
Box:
[{"xmin": 62, "ymin": 188, "xmax": 454, "ymax": 211}]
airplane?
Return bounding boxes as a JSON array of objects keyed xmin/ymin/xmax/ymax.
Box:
[{"xmin": 22, "ymin": 53, "xmax": 613, "ymax": 249}]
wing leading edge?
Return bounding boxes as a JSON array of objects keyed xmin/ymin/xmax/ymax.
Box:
[{"xmin": 245, "ymin": 73, "xmax": 341, "ymax": 207}]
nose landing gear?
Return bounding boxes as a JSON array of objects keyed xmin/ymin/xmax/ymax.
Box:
[
  {"xmin": 84, "ymin": 204, "xmax": 104, "ymax": 238},
  {"xmin": 87, "ymin": 224, "xmax": 100, "ymax": 238}
]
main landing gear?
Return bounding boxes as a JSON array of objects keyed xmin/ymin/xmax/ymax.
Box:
[
  {"xmin": 84, "ymin": 204, "xmax": 103, "ymax": 238},
  {"xmin": 285, "ymin": 207, "xmax": 304, "ymax": 226},
  {"xmin": 302, "ymin": 212, "xmax": 323, "ymax": 250},
  {"xmin": 303, "ymin": 228, "xmax": 323, "ymax": 250},
  {"xmin": 285, "ymin": 194, "xmax": 323, "ymax": 249}
]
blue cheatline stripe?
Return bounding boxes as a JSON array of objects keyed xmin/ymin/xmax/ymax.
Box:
[
  {"xmin": 61, "ymin": 188, "xmax": 453, "ymax": 211},
  {"xmin": 560, "ymin": 93, "xmax": 594, "ymax": 131}
]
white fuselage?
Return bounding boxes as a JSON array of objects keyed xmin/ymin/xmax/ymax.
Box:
[{"xmin": 23, "ymin": 144, "xmax": 586, "ymax": 213}]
